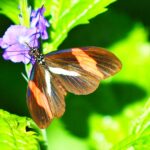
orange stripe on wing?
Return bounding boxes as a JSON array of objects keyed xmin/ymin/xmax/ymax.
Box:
[
  {"xmin": 28, "ymin": 80, "xmax": 53, "ymax": 119},
  {"xmin": 72, "ymin": 48, "xmax": 104, "ymax": 78}
]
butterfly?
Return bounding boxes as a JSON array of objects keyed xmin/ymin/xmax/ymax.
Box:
[{"xmin": 27, "ymin": 46, "xmax": 122, "ymax": 128}]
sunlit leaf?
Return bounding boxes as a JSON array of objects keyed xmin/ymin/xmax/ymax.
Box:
[
  {"xmin": 43, "ymin": 0, "xmax": 116, "ymax": 52},
  {"xmin": 0, "ymin": 109, "xmax": 47, "ymax": 150},
  {"xmin": 112, "ymin": 98, "xmax": 150, "ymax": 150},
  {"xmin": 131, "ymin": 98, "xmax": 150, "ymax": 135},
  {"xmin": 0, "ymin": 0, "xmax": 19, "ymax": 24}
]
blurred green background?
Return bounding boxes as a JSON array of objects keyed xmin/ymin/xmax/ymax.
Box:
[{"xmin": 0, "ymin": 0, "xmax": 150, "ymax": 149}]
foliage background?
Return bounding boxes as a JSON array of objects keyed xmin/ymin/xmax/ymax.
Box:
[{"xmin": 0, "ymin": 0, "xmax": 150, "ymax": 149}]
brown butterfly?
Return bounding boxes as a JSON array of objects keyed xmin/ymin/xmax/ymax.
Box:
[{"xmin": 27, "ymin": 46, "xmax": 122, "ymax": 128}]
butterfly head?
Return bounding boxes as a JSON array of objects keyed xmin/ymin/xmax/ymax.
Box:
[{"xmin": 29, "ymin": 47, "xmax": 45, "ymax": 65}]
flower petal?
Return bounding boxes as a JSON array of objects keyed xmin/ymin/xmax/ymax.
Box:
[
  {"xmin": 0, "ymin": 25, "xmax": 40, "ymax": 63},
  {"xmin": 30, "ymin": 6, "xmax": 50, "ymax": 40},
  {"xmin": 2, "ymin": 25, "xmax": 25, "ymax": 46},
  {"xmin": 2, "ymin": 44, "xmax": 30, "ymax": 64},
  {"xmin": 0, "ymin": 38, "xmax": 2, "ymax": 45}
]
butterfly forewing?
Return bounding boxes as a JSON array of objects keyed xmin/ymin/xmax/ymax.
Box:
[
  {"xmin": 27, "ymin": 63, "xmax": 66, "ymax": 128},
  {"xmin": 45, "ymin": 47, "xmax": 122, "ymax": 95}
]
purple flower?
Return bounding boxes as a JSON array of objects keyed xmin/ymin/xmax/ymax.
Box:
[
  {"xmin": 0, "ymin": 38, "xmax": 3, "ymax": 46},
  {"xmin": 30, "ymin": 6, "xmax": 50, "ymax": 40},
  {"xmin": 0, "ymin": 25, "xmax": 39, "ymax": 64},
  {"xmin": 0, "ymin": 6, "xmax": 50, "ymax": 64}
]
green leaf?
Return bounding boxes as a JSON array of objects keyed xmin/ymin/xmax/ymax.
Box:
[
  {"xmin": 112, "ymin": 24, "xmax": 150, "ymax": 94},
  {"xmin": 131, "ymin": 99, "xmax": 150, "ymax": 135},
  {"xmin": 0, "ymin": 0, "xmax": 19, "ymax": 24},
  {"xmin": 112, "ymin": 99, "xmax": 150, "ymax": 150},
  {"xmin": 47, "ymin": 120, "xmax": 89, "ymax": 150},
  {"xmin": 44, "ymin": 0, "xmax": 116, "ymax": 53},
  {"xmin": 87, "ymin": 24, "xmax": 150, "ymax": 150},
  {"xmin": 0, "ymin": 109, "xmax": 47, "ymax": 150}
]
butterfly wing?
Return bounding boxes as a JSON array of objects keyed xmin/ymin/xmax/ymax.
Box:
[
  {"xmin": 45, "ymin": 47, "xmax": 122, "ymax": 95},
  {"xmin": 27, "ymin": 63, "xmax": 66, "ymax": 128}
]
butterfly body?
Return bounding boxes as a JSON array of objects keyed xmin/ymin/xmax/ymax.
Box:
[{"xmin": 27, "ymin": 47, "xmax": 122, "ymax": 128}]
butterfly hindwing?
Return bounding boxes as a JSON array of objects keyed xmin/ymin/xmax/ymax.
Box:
[
  {"xmin": 45, "ymin": 47, "xmax": 122, "ymax": 95},
  {"xmin": 27, "ymin": 63, "xmax": 66, "ymax": 128}
]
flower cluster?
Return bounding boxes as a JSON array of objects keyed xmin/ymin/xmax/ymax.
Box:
[{"xmin": 0, "ymin": 6, "xmax": 49, "ymax": 64}]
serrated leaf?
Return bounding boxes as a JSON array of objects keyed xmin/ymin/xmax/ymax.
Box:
[
  {"xmin": 44, "ymin": 0, "xmax": 115, "ymax": 52},
  {"xmin": 0, "ymin": 0, "xmax": 19, "ymax": 24},
  {"xmin": 0, "ymin": 109, "xmax": 47, "ymax": 150}
]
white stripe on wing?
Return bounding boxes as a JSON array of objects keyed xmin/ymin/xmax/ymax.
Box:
[
  {"xmin": 45, "ymin": 69, "xmax": 51, "ymax": 96},
  {"xmin": 49, "ymin": 67, "xmax": 80, "ymax": 76}
]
